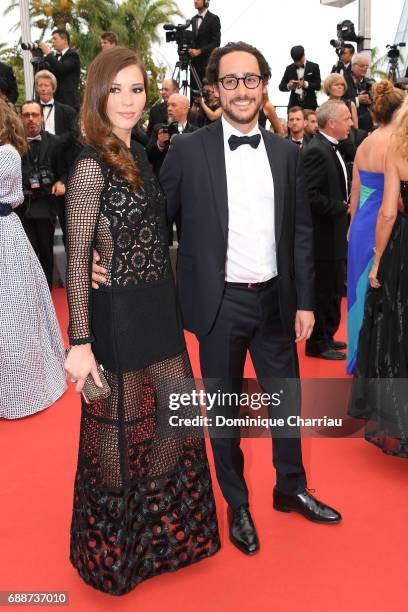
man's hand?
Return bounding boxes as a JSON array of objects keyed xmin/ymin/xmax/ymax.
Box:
[
  {"xmin": 188, "ymin": 48, "xmax": 201, "ymax": 58},
  {"xmin": 358, "ymin": 91, "xmax": 370, "ymax": 105},
  {"xmin": 295, "ymin": 310, "xmax": 315, "ymax": 343},
  {"xmin": 157, "ymin": 128, "xmax": 170, "ymax": 150},
  {"xmin": 38, "ymin": 42, "xmax": 51, "ymax": 56},
  {"xmin": 91, "ymin": 249, "xmax": 107, "ymax": 289},
  {"xmin": 52, "ymin": 181, "xmax": 65, "ymax": 196},
  {"xmin": 288, "ymin": 80, "xmax": 298, "ymax": 91}
]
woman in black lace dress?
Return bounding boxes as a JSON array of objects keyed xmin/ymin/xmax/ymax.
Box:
[
  {"xmin": 349, "ymin": 97, "xmax": 408, "ymax": 457},
  {"xmin": 64, "ymin": 47, "xmax": 220, "ymax": 595}
]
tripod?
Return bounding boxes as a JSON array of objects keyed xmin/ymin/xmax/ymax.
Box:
[
  {"xmin": 172, "ymin": 58, "xmax": 202, "ymax": 97},
  {"xmin": 387, "ymin": 57, "xmax": 401, "ymax": 84}
]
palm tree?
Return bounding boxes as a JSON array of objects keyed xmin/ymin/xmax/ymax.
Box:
[
  {"xmin": 3, "ymin": 0, "xmax": 181, "ymax": 103},
  {"xmin": 369, "ymin": 47, "xmax": 388, "ymax": 81}
]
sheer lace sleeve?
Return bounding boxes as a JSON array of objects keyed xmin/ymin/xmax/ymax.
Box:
[{"xmin": 66, "ymin": 155, "xmax": 105, "ymax": 345}]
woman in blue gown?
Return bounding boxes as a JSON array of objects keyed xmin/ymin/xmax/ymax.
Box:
[{"xmin": 347, "ymin": 81, "xmax": 403, "ymax": 374}]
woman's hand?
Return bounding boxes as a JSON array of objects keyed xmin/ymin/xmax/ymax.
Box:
[
  {"xmin": 368, "ymin": 261, "xmax": 381, "ymax": 288},
  {"xmin": 64, "ymin": 344, "xmax": 103, "ymax": 394}
]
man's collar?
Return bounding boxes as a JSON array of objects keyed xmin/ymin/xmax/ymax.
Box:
[
  {"xmin": 319, "ymin": 130, "xmax": 338, "ymax": 145},
  {"xmin": 59, "ymin": 47, "xmax": 69, "ymax": 56},
  {"xmin": 221, "ymin": 115, "xmax": 261, "ymax": 140},
  {"xmin": 197, "ymin": 8, "xmax": 208, "ymax": 18},
  {"xmin": 40, "ymin": 98, "xmax": 54, "ymax": 105}
]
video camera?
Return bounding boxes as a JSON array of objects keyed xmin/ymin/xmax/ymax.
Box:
[
  {"xmin": 163, "ymin": 20, "xmax": 194, "ymax": 68},
  {"xmin": 386, "ymin": 42, "xmax": 406, "ymax": 59},
  {"xmin": 330, "ymin": 20, "xmax": 364, "ymax": 58}
]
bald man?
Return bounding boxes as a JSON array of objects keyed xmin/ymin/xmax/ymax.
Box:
[
  {"xmin": 146, "ymin": 78, "xmax": 180, "ymax": 137},
  {"xmin": 147, "ymin": 93, "xmax": 198, "ymax": 176}
]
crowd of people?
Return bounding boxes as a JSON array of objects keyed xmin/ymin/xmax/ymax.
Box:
[{"xmin": 1, "ymin": 0, "xmax": 408, "ymax": 598}]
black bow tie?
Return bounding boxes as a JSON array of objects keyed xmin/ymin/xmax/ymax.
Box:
[
  {"xmin": 228, "ymin": 133, "xmax": 261, "ymax": 151},
  {"xmin": 292, "ymin": 139, "xmax": 302, "ymax": 146},
  {"xmin": 41, "ymin": 103, "xmax": 53, "ymax": 108},
  {"xmin": 332, "ymin": 143, "xmax": 339, "ymax": 152},
  {"xmin": 298, "ymin": 64, "xmax": 305, "ymax": 69}
]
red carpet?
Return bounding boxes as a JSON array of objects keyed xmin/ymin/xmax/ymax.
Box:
[{"xmin": 0, "ymin": 289, "xmax": 406, "ymax": 611}]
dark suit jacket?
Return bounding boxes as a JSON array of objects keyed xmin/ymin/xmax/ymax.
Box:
[
  {"xmin": 191, "ymin": 11, "xmax": 221, "ymax": 79},
  {"xmin": 302, "ymin": 133, "xmax": 348, "ymax": 262},
  {"xmin": 279, "ymin": 61, "xmax": 321, "ymax": 110},
  {"xmin": 147, "ymin": 122, "xmax": 198, "ymax": 176},
  {"xmin": 287, "ymin": 133, "xmax": 311, "ymax": 149},
  {"xmin": 46, "ymin": 48, "xmax": 81, "ymax": 110},
  {"xmin": 0, "ymin": 61, "xmax": 18, "ymax": 104},
  {"xmin": 20, "ymin": 131, "xmax": 68, "ymax": 220},
  {"xmin": 159, "ymin": 119, "xmax": 315, "ymax": 336}
]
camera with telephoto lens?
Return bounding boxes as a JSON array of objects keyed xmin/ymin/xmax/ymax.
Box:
[
  {"xmin": 21, "ymin": 41, "xmax": 47, "ymax": 71},
  {"xmin": 163, "ymin": 20, "xmax": 194, "ymax": 67},
  {"xmin": 386, "ymin": 42, "xmax": 406, "ymax": 59},
  {"xmin": 161, "ymin": 120, "xmax": 179, "ymax": 138},
  {"xmin": 330, "ymin": 20, "xmax": 363, "ymax": 58}
]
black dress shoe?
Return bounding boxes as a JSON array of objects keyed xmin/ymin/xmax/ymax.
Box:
[
  {"xmin": 305, "ymin": 348, "xmax": 346, "ymax": 360},
  {"xmin": 228, "ymin": 505, "xmax": 260, "ymax": 555},
  {"xmin": 273, "ymin": 488, "xmax": 342, "ymax": 524},
  {"xmin": 329, "ymin": 340, "xmax": 347, "ymax": 350}
]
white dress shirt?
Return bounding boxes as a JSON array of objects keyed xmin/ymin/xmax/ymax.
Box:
[
  {"xmin": 319, "ymin": 130, "xmax": 348, "ymax": 200},
  {"xmin": 41, "ymin": 98, "xmax": 55, "ymax": 134},
  {"xmin": 196, "ymin": 9, "xmax": 208, "ymax": 28},
  {"xmin": 222, "ymin": 116, "xmax": 277, "ymax": 283}
]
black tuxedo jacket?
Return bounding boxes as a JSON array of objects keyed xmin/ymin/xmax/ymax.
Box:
[
  {"xmin": 20, "ymin": 131, "xmax": 68, "ymax": 220},
  {"xmin": 147, "ymin": 122, "xmax": 197, "ymax": 176},
  {"xmin": 279, "ymin": 61, "xmax": 321, "ymax": 110},
  {"xmin": 191, "ymin": 11, "xmax": 221, "ymax": 77},
  {"xmin": 53, "ymin": 100, "xmax": 77, "ymax": 135},
  {"xmin": 0, "ymin": 61, "xmax": 18, "ymax": 103},
  {"xmin": 159, "ymin": 119, "xmax": 315, "ymax": 336},
  {"xmin": 45, "ymin": 48, "xmax": 81, "ymax": 110},
  {"xmin": 302, "ymin": 133, "xmax": 348, "ymax": 262}
]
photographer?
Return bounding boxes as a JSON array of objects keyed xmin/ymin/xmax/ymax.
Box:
[
  {"xmin": 190, "ymin": 79, "xmax": 221, "ymax": 126},
  {"xmin": 331, "ymin": 44, "xmax": 355, "ymax": 101},
  {"xmin": 188, "ymin": 0, "xmax": 221, "ymax": 87},
  {"xmin": 39, "ymin": 29, "xmax": 81, "ymax": 111},
  {"xmin": 146, "ymin": 79, "xmax": 179, "ymax": 137},
  {"xmin": 19, "ymin": 101, "xmax": 68, "ymax": 289},
  {"xmin": 279, "ymin": 45, "xmax": 321, "ymax": 111},
  {"xmin": 351, "ymin": 53, "xmax": 374, "ymax": 132},
  {"xmin": 147, "ymin": 93, "xmax": 198, "ymax": 175}
]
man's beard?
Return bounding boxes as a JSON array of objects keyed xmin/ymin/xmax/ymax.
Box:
[{"xmin": 222, "ymin": 96, "xmax": 262, "ymax": 125}]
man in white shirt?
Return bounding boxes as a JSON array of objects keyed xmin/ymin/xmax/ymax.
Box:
[
  {"xmin": 93, "ymin": 41, "xmax": 342, "ymax": 557},
  {"xmin": 287, "ymin": 106, "xmax": 310, "ymax": 148}
]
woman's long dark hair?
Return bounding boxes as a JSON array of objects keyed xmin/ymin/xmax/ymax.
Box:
[{"xmin": 81, "ymin": 47, "xmax": 149, "ymax": 190}]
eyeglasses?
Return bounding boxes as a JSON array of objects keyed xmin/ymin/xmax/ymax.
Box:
[
  {"xmin": 22, "ymin": 112, "xmax": 41, "ymax": 118},
  {"xmin": 218, "ymin": 74, "xmax": 263, "ymax": 90}
]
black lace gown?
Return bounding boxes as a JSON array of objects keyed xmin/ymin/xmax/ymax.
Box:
[
  {"xmin": 66, "ymin": 142, "xmax": 220, "ymax": 595},
  {"xmin": 349, "ymin": 181, "xmax": 408, "ymax": 457}
]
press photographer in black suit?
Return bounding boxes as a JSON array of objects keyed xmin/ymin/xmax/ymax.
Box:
[
  {"xmin": 19, "ymin": 101, "xmax": 68, "ymax": 288},
  {"xmin": 146, "ymin": 78, "xmax": 179, "ymax": 137},
  {"xmin": 39, "ymin": 29, "xmax": 81, "ymax": 111},
  {"xmin": 331, "ymin": 43, "xmax": 355, "ymax": 102},
  {"xmin": 188, "ymin": 0, "xmax": 221, "ymax": 87},
  {"xmin": 0, "ymin": 60, "xmax": 18, "ymax": 104},
  {"xmin": 302, "ymin": 100, "xmax": 352, "ymax": 361},
  {"xmin": 35, "ymin": 69, "xmax": 79, "ymax": 246},
  {"xmin": 279, "ymin": 45, "xmax": 321, "ymax": 111}
]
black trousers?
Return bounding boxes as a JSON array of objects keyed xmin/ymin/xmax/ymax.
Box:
[
  {"xmin": 306, "ymin": 259, "xmax": 345, "ymax": 353},
  {"xmin": 22, "ymin": 218, "xmax": 55, "ymax": 289},
  {"xmin": 198, "ymin": 279, "xmax": 306, "ymax": 509}
]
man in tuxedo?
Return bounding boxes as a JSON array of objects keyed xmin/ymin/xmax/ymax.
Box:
[
  {"xmin": 287, "ymin": 106, "xmax": 310, "ymax": 148},
  {"xmin": 0, "ymin": 60, "xmax": 18, "ymax": 104},
  {"xmin": 147, "ymin": 93, "xmax": 198, "ymax": 176},
  {"xmin": 159, "ymin": 42, "xmax": 342, "ymax": 554},
  {"xmin": 19, "ymin": 101, "xmax": 67, "ymax": 288},
  {"xmin": 188, "ymin": 0, "xmax": 221, "ymax": 89},
  {"xmin": 331, "ymin": 44, "xmax": 355, "ymax": 101},
  {"xmin": 351, "ymin": 53, "xmax": 373, "ymax": 132},
  {"xmin": 39, "ymin": 29, "xmax": 81, "ymax": 111},
  {"xmin": 35, "ymin": 69, "xmax": 78, "ymax": 246},
  {"xmin": 146, "ymin": 79, "xmax": 179, "ymax": 138},
  {"xmin": 279, "ymin": 45, "xmax": 321, "ymax": 111},
  {"xmin": 302, "ymin": 100, "xmax": 352, "ymax": 361},
  {"xmin": 304, "ymin": 109, "xmax": 318, "ymax": 138}
]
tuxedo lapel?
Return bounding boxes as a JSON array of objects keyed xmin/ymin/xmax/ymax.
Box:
[
  {"xmin": 317, "ymin": 134, "xmax": 347, "ymax": 199},
  {"xmin": 260, "ymin": 127, "xmax": 285, "ymax": 248},
  {"xmin": 201, "ymin": 120, "xmax": 228, "ymax": 242}
]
